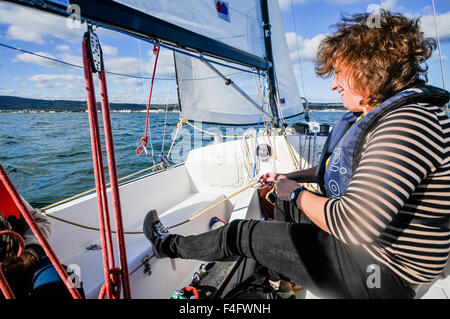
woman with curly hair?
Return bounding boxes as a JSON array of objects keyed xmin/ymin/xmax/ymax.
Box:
[{"xmin": 143, "ymin": 11, "xmax": 450, "ymax": 298}]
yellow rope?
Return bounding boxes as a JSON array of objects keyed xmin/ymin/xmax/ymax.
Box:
[
  {"xmin": 42, "ymin": 180, "xmax": 260, "ymax": 234},
  {"xmin": 271, "ymin": 134, "xmax": 277, "ymax": 161},
  {"xmin": 283, "ymin": 133, "xmax": 299, "ymax": 171},
  {"xmin": 167, "ymin": 180, "xmax": 260, "ymax": 229},
  {"xmin": 40, "ymin": 213, "xmax": 143, "ymax": 235},
  {"xmin": 166, "ymin": 117, "xmax": 184, "ymax": 157}
]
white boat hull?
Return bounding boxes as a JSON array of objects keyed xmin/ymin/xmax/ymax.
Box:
[{"xmin": 45, "ymin": 133, "xmax": 450, "ymax": 299}]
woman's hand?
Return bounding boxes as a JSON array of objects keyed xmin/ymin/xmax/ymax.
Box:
[
  {"xmin": 259, "ymin": 172, "xmax": 287, "ymax": 187},
  {"xmin": 274, "ymin": 179, "xmax": 301, "ymax": 201}
]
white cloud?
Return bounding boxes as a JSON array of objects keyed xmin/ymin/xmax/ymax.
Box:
[
  {"xmin": 102, "ymin": 45, "xmax": 118, "ymax": 56},
  {"xmin": 12, "ymin": 51, "xmax": 85, "ymax": 71},
  {"xmin": 105, "ymin": 56, "xmax": 143, "ymax": 75},
  {"xmin": 380, "ymin": 0, "xmax": 400, "ymax": 11},
  {"xmin": 28, "ymin": 74, "xmax": 84, "ymax": 90},
  {"xmin": 104, "ymin": 49, "xmax": 175, "ymax": 79},
  {"xmin": 13, "ymin": 51, "xmax": 59, "ymax": 68},
  {"xmin": 0, "ymin": 3, "xmax": 84, "ymax": 44},
  {"xmin": 148, "ymin": 49, "xmax": 176, "ymax": 78},
  {"xmin": 367, "ymin": 0, "xmax": 402, "ymax": 13},
  {"xmin": 0, "ymin": 87, "xmax": 14, "ymax": 95},
  {"xmin": 329, "ymin": 0, "xmax": 370, "ymax": 3},
  {"xmin": 56, "ymin": 45, "xmax": 70, "ymax": 52},
  {"xmin": 279, "ymin": 0, "xmax": 376, "ymax": 11},
  {"xmin": 6, "ymin": 25, "xmax": 46, "ymax": 44},
  {"xmin": 278, "ymin": 0, "xmax": 307, "ymax": 11},
  {"xmin": 286, "ymin": 32, "xmax": 326, "ymax": 62},
  {"xmin": 108, "ymin": 75, "xmax": 142, "ymax": 87},
  {"xmin": 59, "ymin": 53, "xmax": 83, "ymax": 68},
  {"xmin": 419, "ymin": 12, "xmax": 450, "ymax": 42}
]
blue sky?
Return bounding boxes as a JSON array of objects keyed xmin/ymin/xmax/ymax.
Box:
[{"xmin": 0, "ymin": 0, "xmax": 449, "ymax": 104}]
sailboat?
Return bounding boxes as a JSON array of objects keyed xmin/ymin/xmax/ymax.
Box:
[{"xmin": 0, "ymin": 0, "xmax": 449, "ymax": 299}]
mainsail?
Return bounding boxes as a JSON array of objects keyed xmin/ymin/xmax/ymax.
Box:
[
  {"xmin": 174, "ymin": 0, "xmax": 304, "ymax": 125},
  {"xmin": 175, "ymin": 54, "xmax": 271, "ymax": 125}
]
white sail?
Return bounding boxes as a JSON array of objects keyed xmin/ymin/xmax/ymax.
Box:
[
  {"xmin": 174, "ymin": 0, "xmax": 303, "ymax": 125},
  {"xmin": 175, "ymin": 54, "xmax": 270, "ymax": 125},
  {"xmin": 113, "ymin": 0, "xmax": 265, "ymax": 59},
  {"xmin": 268, "ymin": 0, "xmax": 304, "ymax": 120}
]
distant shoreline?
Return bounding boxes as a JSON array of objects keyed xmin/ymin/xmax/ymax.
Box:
[
  {"xmin": 0, "ymin": 95, "xmax": 346, "ymax": 113},
  {"xmin": 0, "ymin": 109, "xmax": 346, "ymax": 114},
  {"xmin": 0, "ymin": 109, "xmax": 180, "ymax": 114}
]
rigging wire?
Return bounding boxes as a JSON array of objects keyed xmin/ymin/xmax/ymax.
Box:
[
  {"xmin": 431, "ymin": 0, "xmax": 449, "ymax": 113},
  {"xmin": 9, "ymin": 0, "xmax": 261, "ymax": 75},
  {"xmin": 0, "ymin": 42, "xmax": 246, "ymax": 82},
  {"xmin": 11, "ymin": 0, "xmax": 261, "ymax": 75}
]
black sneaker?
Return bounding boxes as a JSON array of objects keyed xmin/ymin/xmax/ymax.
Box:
[{"xmin": 143, "ymin": 209, "xmax": 170, "ymax": 258}]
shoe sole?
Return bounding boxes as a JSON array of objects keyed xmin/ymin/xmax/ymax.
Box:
[{"xmin": 143, "ymin": 209, "xmax": 167, "ymax": 259}]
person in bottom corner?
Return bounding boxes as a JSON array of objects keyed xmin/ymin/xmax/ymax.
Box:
[
  {"xmin": 142, "ymin": 11, "xmax": 450, "ymax": 299},
  {"xmin": 0, "ymin": 183, "xmax": 84, "ymax": 299}
]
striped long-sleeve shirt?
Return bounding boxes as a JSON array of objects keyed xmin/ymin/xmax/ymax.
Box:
[{"xmin": 324, "ymin": 103, "xmax": 450, "ymax": 284}]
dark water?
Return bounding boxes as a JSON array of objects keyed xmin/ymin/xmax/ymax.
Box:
[{"xmin": 0, "ymin": 112, "xmax": 342, "ymax": 208}]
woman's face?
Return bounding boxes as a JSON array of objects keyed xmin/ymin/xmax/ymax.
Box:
[{"xmin": 330, "ymin": 63, "xmax": 370, "ymax": 113}]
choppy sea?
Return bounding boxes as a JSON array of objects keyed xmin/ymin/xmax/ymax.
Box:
[{"xmin": 0, "ymin": 111, "xmax": 343, "ymax": 208}]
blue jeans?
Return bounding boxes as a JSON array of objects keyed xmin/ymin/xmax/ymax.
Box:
[{"xmin": 164, "ymin": 199, "xmax": 415, "ymax": 299}]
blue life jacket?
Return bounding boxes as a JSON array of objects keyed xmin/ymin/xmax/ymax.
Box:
[{"xmin": 315, "ymin": 85, "xmax": 450, "ymax": 199}]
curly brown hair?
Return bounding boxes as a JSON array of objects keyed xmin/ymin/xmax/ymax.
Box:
[{"xmin": 315, "ymin": 10, "xmax": 436, "ymax": 107}]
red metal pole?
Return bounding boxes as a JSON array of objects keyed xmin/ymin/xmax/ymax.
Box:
[
  {"xmin": 98, "ymin": 68, "xmax": 132, "ymax": 299},
  {"xmin": 82, "ymin": 36, "xmax": 116, "ymax": 299},
  {"xmin": 0, "ymin": 268, "xmax": 15, "ymax": 299},
  {"xmin": 0, "ymin": 165, "xmax": 82, "ymax": 299}
]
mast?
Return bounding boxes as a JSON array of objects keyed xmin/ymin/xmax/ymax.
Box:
[{"xmin": 260, "ymin": 0, "xmax": 280, "ymax": 127}]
